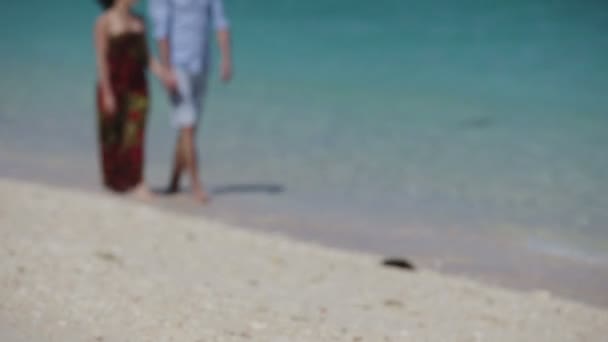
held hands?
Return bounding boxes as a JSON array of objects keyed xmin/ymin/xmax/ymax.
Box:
[{"xmin": 161, "ymin": 67, "xmax": 178, "ymax": 92}]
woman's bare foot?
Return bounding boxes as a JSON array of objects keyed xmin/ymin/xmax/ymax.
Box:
[{"xmin": 131, "ymin": 183, "xmax": 155, "ymax": 201}]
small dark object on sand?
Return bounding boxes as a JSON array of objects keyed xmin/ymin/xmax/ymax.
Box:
[{"xmin": 382, "ymin": 258, "xmax": 416, "ymax": 271}]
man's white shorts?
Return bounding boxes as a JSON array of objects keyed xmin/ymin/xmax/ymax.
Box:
[{"xmin": 170, "ymin": 67, "xmax": 208, "ymax": 128}]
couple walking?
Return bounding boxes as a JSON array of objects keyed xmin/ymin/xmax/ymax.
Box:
[{"xmin": 94, "ymin": 0, "xmax": 232, "ymax": 203}]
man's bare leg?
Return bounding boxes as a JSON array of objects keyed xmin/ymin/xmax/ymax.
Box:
[
  {"xmin": 167, "ymin": 134, "xmax": 185, "ymax": 193},
  {"xmin": 180, "ymin": 126, "xmax": 210, "ymax": 203}
]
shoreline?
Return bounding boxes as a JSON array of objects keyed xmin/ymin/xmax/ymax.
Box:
[
  {"xmin": 1, "ymin": 178, "xmax": 608, "ymax": 340},
  {"xmin": 1, "ymin": 149, "xmax": 608, "ymax": 308}
]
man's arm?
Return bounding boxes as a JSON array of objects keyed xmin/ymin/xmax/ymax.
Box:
[
  {"xmin": 149, "ymin": 0, "xmax": 172, "ymax": 67},
  {"xmin": 217, "ymin": 29, "xmax": 232, "ymax": 82},
  {"xmin": 211, "ymin": 0, "xmax": 232, "ymax": 82}
]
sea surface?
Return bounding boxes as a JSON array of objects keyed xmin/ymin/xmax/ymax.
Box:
[{"xmin": 1, "ymin": 1, "xmax": 608, "ymax": 268}]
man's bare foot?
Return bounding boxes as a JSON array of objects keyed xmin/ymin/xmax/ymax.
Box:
[
  {"xmin": 131, "ymin": 183, "xmax": 155, "ymax": 201},
  {"xmin": 193, "ymin": 187, "xmax": 210, "ymax": 204},
  {"xmin": 166, "ymin": 183, "xmax": 180, "ymax": 194}
]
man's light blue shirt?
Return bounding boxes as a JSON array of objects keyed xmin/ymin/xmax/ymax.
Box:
[{"xmin": 149, "ymin": 0, "xmax": 229, "ymax": 73}]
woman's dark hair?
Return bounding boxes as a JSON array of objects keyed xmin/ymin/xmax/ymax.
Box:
[{"xmin": 97, "ymin": 0, "xmax": 115, "ymax": 10}]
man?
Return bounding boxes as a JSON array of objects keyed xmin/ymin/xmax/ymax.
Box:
[{"xmin": 149, "ymin": 0, "xmax": 233, "ymax": 203}]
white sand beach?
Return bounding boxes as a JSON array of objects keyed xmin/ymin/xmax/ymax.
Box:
[{"xmin": 1, "ymin": 178, "xmax": 607, "ymax": 341}]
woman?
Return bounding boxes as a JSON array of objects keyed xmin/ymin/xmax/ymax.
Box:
[{"xmin": 94, "ymin": 0, "xmax": 175, "ymax": 198}]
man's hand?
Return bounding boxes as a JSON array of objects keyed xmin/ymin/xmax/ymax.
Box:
[{"xmin": 220, "ymin": 58, "xmax": 232, "ymax": 82}]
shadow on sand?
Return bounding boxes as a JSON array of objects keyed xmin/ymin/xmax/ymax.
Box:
[
  {"xmin": 210, "ymin": 183, "xmax": 285, "ymax": 196},
  {"xmin": 152, "ymin": 183, "xmax": 285, "ymax": 197}
]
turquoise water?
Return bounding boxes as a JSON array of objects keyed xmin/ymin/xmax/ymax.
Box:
[{"xmin": 1, "ymin": 1, "xmax": 608, "ymax": 257}]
